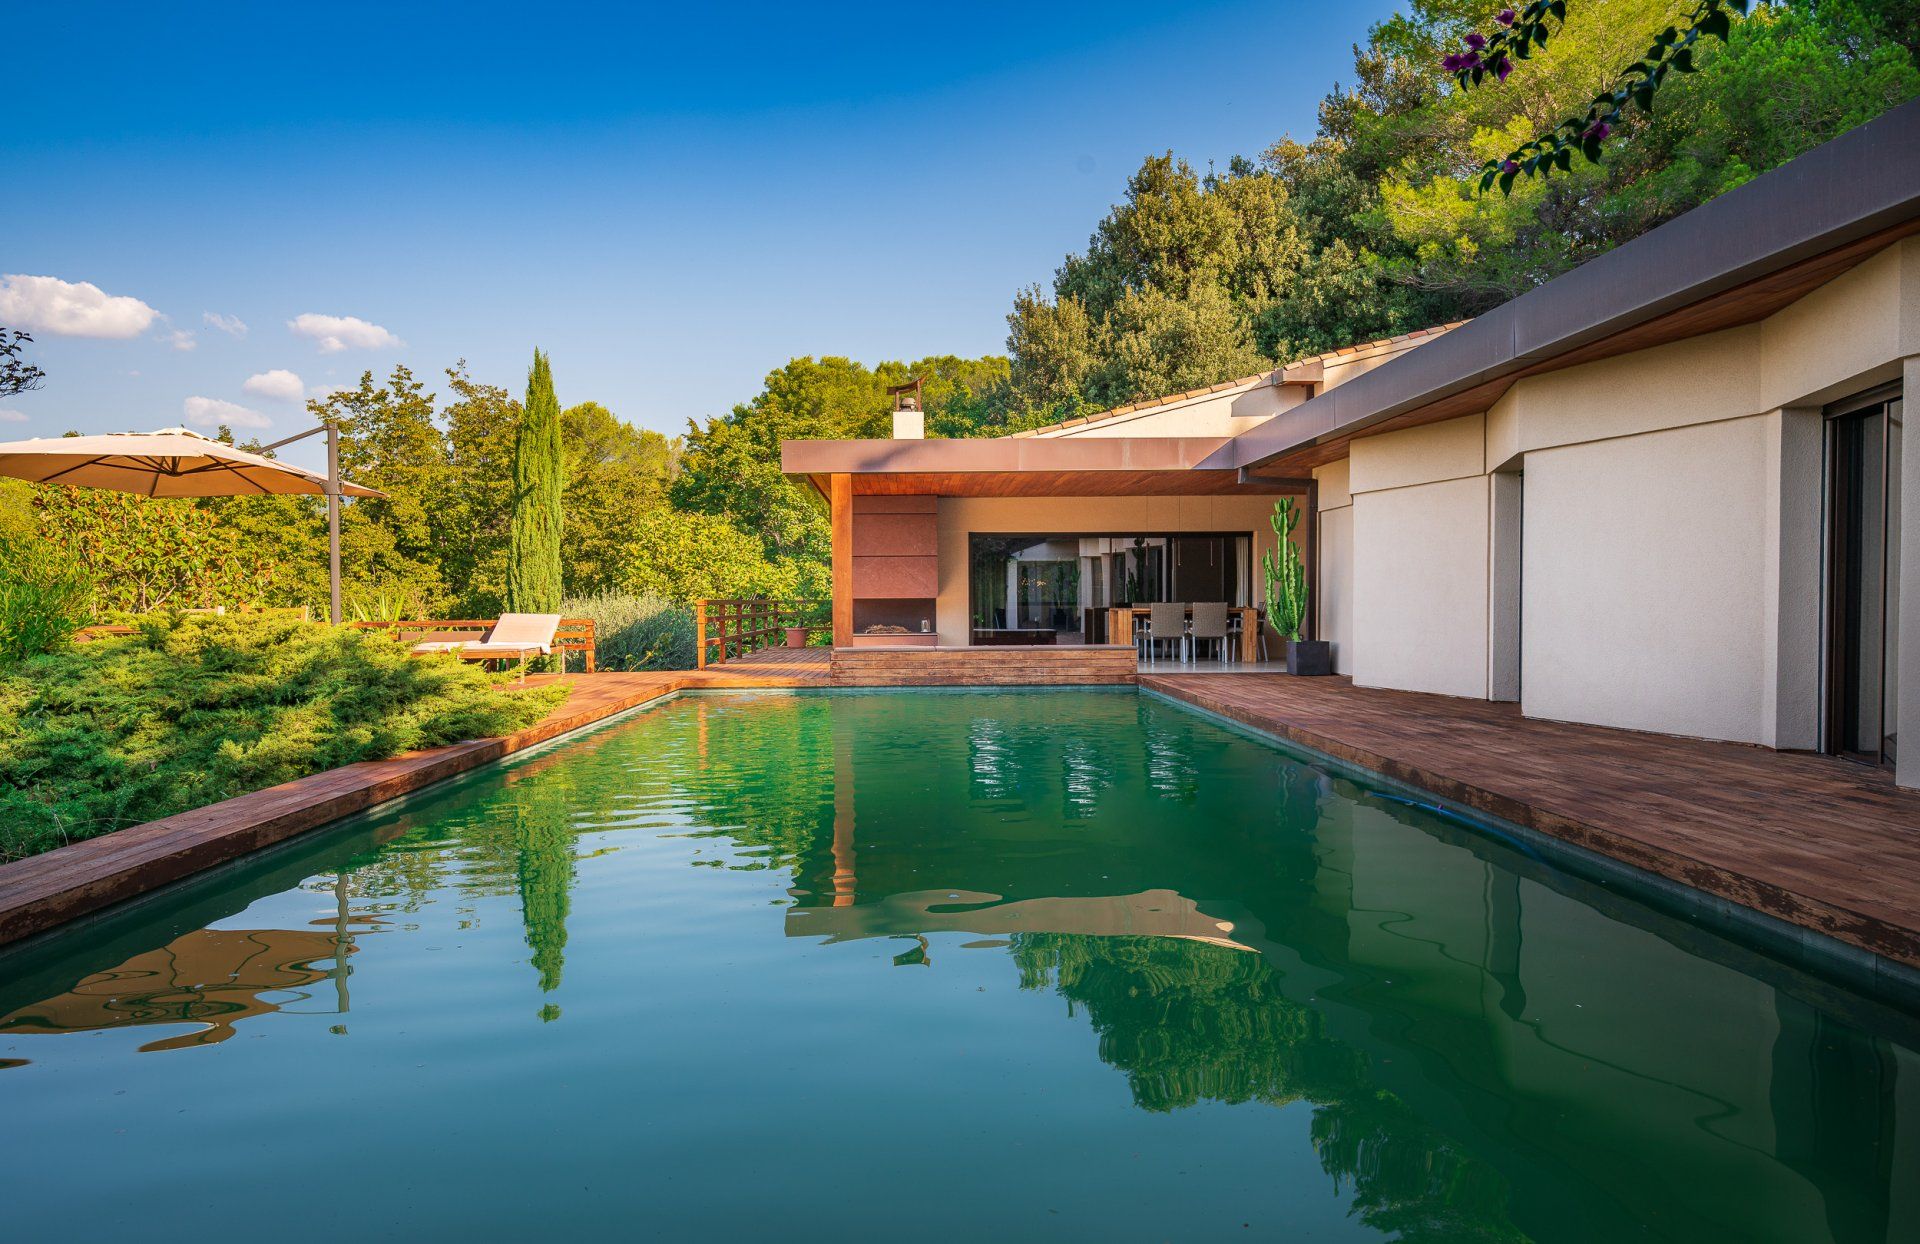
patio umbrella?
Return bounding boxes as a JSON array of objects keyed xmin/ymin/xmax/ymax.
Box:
[{"xmin": 0, "ymin": 425, "xmax": 383, "ymax": 623}]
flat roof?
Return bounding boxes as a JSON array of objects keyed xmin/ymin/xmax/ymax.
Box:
[
  {"xmin": 781, "ymin": 435, "xmax": 1303, "ymax": 496},
  {"xmin": 1232, "ymin": 99, "xmax": 1920, "ymax": 473}
]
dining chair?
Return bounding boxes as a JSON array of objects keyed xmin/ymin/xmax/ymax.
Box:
[
  {"xmin": 1146, "ymin": 601, "xmax": 1188, "ymax": 663},
  {"xmin": 1190, "ymin": 602, "xmax": 1230, "ymax": 664}
]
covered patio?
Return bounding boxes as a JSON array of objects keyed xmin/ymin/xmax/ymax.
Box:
[{"xmin": 779, "ymin": 434, "xmax": 1313, "ymax": 677}]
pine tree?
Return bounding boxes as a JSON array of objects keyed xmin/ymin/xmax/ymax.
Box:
[{"xmin": 506, "ymin": 349, "xmax": 564, "ymax": 612}]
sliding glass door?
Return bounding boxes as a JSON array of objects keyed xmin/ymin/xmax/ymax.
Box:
[
  {"xmin": 968, "ymin": 533, "xmax": 1251, "ymax": 644},
  {"xmin": 1826, "ymin": 390, "xmax": 1902, "ymax": 767}
]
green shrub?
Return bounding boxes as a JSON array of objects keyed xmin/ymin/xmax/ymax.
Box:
[
  {"xmin": 561, "ymin": 592, "xmax": 696, "ymax": 671},
  {"xmin": 0, "ymin": 540, "xmax": 92, "ymax": 664},
  {"xmin": 0, "ymin": 614, "xmax": 566, "ymax": 862}
]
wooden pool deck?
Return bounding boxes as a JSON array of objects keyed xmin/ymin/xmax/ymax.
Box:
[
  {"xmin": 1141, "ymin": 672, "xmax": 1920, "ymax": 972},
  {"xmin": 5, "ymin": 647, "xmax": 1917, "ymax": 979}
]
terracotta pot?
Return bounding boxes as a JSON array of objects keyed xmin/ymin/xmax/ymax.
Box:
[{"xmin": 785, "ymin": 627, "xmax": 810, "ymax": 649}]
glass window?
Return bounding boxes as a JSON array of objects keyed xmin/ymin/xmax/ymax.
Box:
[
  {"xmin": 1828, "ymin": 394, "xmax": 1902, "ymax": 766},
  {"xmin": 968, "ymin": 532, "xmax": 1250, "ymax": 644}
]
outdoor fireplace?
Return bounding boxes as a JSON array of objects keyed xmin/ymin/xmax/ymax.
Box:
[{"xmin": 852, "ymin": 599, "xmax": 936, "ymax": 646}]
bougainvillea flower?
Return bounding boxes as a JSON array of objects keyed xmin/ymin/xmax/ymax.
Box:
[
  {"xmin": 1494, "ymin": 54, "xmax": 1512, "ymax": 81},
  {"xmin": 1501, "ymin": 160, "xmax": 1519, "ymax": 173},
  {"xmin": 1465, "ymin": 32, "xmax": 1487, "ymax": 49},
  {"xmin": 1584, "ymin": 120, "xmax": 1613, "ymax": 141},
  {"xmin": 1497, "ymin": 8, "xmax": 1517, "ymax": 26}
]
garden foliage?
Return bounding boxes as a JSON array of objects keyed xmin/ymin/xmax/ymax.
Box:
[
  {"xmin": 0, "ymin": 538, "xmax": 91, "ymax": 663},
  {"xmin": 0, "ymin": 614, "xmax": 565, "ymax": 862},
  {"xmin": 559, "ymin": 592, "xmax": 697, "ymax": 671}
]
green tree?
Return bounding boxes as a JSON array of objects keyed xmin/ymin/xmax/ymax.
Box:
[
  {"xmin": 507, "ymin": 350, "xmax": 564, "ymax": 613},
  {"xmin": 617, "ymin": 509, "xmax": 821, "ymax": 601},
  {"xmin": 1005, "ymin": 287, "xmax": 1101, "ymax": 411},
  {"xmin": 1091, "ymin": 283, "xmax": 1269, "ymax": 404},
  {"xmin": 310, "ymin": 366, "xmax": 450, "ymax": 610},
  {"xmin": 440, "ymin": 362, "xmax": 522, "ymax": 613},
  {"xmin": 1005, "ymin": 154, "xmax": 1345, "ymax": 411},
  {"xmin": 34, "ymin": 487, "xmax": 267, "ymax": 615},
  {"xmin": 561, "ymin": 400, "xmax": 676, "ymax": 596}
]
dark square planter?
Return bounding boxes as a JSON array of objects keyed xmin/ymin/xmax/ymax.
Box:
[{"xmin": 1284, "ymin": 639, "xmax": 1332, "ymax": 676}]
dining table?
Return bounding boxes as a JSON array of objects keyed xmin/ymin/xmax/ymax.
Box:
[{"xmin": 1106, "ymin": 605, "xmax": 1263, "ymax": 663}]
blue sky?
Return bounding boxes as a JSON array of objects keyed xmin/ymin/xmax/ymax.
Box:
[{"xmin": 3, "ymin": 0, "xmax": 1398, "ymax": 468}]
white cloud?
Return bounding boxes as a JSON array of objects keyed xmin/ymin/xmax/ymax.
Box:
[
  {"xmin": 182, "ymin": 395, "xmax": 271, "ymax": 429},
  {"xmin": 288, "ymin": 312, "xmax": 401, "ymax": 354},
  {"xmin": 242, "ymin": 368, "xmax": 304, "ymax": 402},
  {"xmin": 167, "ymin": 329, "xmax": 197, "ymax": 352},
  {"xmin": 203, "ymin": 311, "xmax": 248, "ymax": 337},
  {"xmin": 0, "ymin": 409, "xmax": 27, "ymax": 423},
  {"xmin": 0, "ymin": 274, "xmax": 158, "ymax": 339}
]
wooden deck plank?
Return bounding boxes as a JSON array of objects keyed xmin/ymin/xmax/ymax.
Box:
[{"xmin": 1141, "ymin": 672, "xmax": 1920, "ymax": 969}]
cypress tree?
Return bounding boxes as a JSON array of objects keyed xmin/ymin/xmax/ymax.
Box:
[{"xmin": 507, "ymin": 349, "xmax": 564, "ymax": 612}]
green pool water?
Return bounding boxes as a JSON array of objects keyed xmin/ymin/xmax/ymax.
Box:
[{"xmin": 2, "ymin": 690, "xmax": 1916, "ymax": 1241}]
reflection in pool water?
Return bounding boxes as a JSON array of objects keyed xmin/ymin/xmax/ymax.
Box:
[{"xmin": 1, "ymin": 690, "xmax": 1914, "ymax": 1242}]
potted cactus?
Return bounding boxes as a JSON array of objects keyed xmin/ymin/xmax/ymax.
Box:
[{"xmin": 1263, "ymin": 498, "xmax": 1330, "ymax": 675}]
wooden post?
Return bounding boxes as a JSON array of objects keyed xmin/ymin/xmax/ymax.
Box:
[
  {"xmin": 830, "ymin": 474, "xmax": 853, "ymax": 648},
  {"xmin": 694, "ymin": 600, "xmax": 707, "ymax": 670}
]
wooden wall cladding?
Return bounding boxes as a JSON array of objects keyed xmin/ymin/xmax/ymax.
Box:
[
  {"xmin": 852, "ymin": 495, "xmax": 938, "ymax": 600},
  {"xmin": 852, "ymin": 555, "xmax": 939, "ymax": 598},
  {"xmin": 831, "ymin": 645, "xmax": 1138, "ymax": 687}
]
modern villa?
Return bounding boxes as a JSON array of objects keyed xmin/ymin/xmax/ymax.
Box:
[{"xmin": 785, "ymin": 99, "xmax": 1920, "ymax": 792}]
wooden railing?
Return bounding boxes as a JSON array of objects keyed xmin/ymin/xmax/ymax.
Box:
[
  {"xmin": 351, "ymin": 618, "xmax": 598, "ymax": 673},
  {"xmin": 694, "ymin": 599, "xmax": 828, "ymax": 669}
]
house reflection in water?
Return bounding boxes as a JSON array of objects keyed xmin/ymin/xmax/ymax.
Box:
[
  {"xmin": 668, "ymin": 693, "xmax": 1918, "ymax": 1244},
  {"xmin": 0, "ymin": 924, "xmax": 352, "ymax": 1058}
]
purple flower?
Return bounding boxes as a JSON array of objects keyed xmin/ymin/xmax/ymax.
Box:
[
  {"xmin": 1443, "ymin": 52, "xmax": 1466, "ymax": 71},
  {"xmin": 1584, "ymin": 120, "xmax": 1612, "ymax": 141},
  {"xmin": 1497, "ymin": 8, "xmax": 1517, "ymax": 25},
  {"xmin": 1494, "ymin": 54, "xmax": 1512, "ymax": 81},
  {"xmin": 1501, "ymin": 159, "xmax": 1519, "ymax": 173},
  {"xmin": 1465, "ymin": 31, "xmax": 1487, "ymax": 49}
]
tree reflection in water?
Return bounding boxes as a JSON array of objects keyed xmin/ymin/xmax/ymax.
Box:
[{"xmin": 1014, "ymin": 932, "xmax": 1529, "ymax": 1243}]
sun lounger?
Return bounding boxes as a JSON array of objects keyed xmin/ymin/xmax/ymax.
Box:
[{"xmin": 410, "ymin": 613, "xmax": 561, "ymax": 678}]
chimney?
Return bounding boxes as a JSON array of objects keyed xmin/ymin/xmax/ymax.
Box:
[{"xmin": 888, "ymin": 377, "xmax": 925, "ymax": 439}]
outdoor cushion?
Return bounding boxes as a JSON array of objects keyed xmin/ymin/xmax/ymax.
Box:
[
  {"xmin": 409, "ymin": 614, "xmax": 559, "ymax": 658},
  {"xmin": 486, "ymin": 613, "xmax": 561, "ymax": 653}
]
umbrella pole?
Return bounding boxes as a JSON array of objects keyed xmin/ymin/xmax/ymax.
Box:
[{"xmin": 327, "ymin": 423, "xmax": 342, "ymax": 625}]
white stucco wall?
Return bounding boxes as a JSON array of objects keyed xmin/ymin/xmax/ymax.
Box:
[
  {"xmin": 1349, "ymin": 415, "xmax": 1492, "ymax": 698},
  {"xmin": 1523, "ymin": 417, "xmax": 1774, "ymax": 742},
  {"xmin": 1315, "ymin": 460, "xmax": 1355, "ymax": 675},
  {"xmin": 1352, "ymin": 477, "xmax": 1492, "ymax": 699},
  {"xmin": 1329, "ymin": 236, "xmax": 1920, "ymax": 754}
]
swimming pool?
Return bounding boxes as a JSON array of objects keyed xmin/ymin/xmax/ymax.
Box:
[{"xmin": 2, "ymin": 690, "xmax": 1915, "ymax": 1241}]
